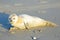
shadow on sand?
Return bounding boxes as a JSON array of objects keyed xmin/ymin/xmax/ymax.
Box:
[{"xmin": 0, "ymin": 12, "xmax": 12, "ymax": 30}]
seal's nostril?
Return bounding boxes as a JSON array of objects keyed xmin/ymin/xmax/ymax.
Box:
[{"xmin": 10, "ymin": 20, "xmax": 12, "ymax": 22}]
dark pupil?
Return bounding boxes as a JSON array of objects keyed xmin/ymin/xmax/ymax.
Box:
[{"xmin": 13, "ymin": 18, "xmax": 15, "ymax": 19}]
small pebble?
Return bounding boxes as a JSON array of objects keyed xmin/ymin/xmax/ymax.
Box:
[
  {"xmin": 31, "ymin": 36, "xmax": 37, "ymax": 40},
  {"xmin": 33, "ymin": 37, "xmax": 37, "ymax": 40}
]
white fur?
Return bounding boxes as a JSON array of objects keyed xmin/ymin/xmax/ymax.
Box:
[{"xmin": 9, "ymin": 14, "xmax": 57, "ymax": 31}]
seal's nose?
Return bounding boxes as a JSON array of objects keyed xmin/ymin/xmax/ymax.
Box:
[
  {"xmin": 10, "ymin": 20, "xmax": 12, "ymax": 22},
  {"xmin": 9, "ymin": 18, "xmax": 12, "ymax": 22}
]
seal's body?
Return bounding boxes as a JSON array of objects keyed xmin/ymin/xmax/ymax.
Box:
[{"xmin": 9, "ymin": 14, "xmax": 57, "ymax": 32}]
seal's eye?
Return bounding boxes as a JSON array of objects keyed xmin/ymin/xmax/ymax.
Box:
[
  {"xmin": 9, "ymin": 18, "xmax": 11, "ymax": 22},
  {"xmin": 13, "ymin": 18, "xmax": 15, "ymax": 20}
]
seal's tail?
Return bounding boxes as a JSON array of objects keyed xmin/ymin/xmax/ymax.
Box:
[{"xmin": 44, "ymin": 21, "xmax": 58, "ymax": 27}]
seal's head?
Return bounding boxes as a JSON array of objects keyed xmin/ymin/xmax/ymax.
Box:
[{"xmin": 9, "ymin": 14, "xmax": 18, "ymax": 25}]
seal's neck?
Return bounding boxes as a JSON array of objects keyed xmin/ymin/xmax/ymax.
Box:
[{"xmin": 16, "ymin": 17, "xmax": 23, "ymax": 24}]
